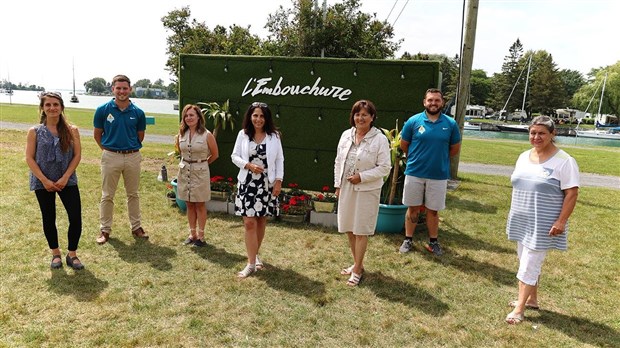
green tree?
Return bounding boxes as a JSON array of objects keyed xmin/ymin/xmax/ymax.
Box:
[
  {"xmin": 167, "ymin": 82, "xmax": 178, "ymax": 99},
  {"xmin": 469, "ymin": 69, "xmax": 491, "ymax": 106},
  {"xmin": 400, "ymin": 53, "xmax": 459, "ymax": 99},
  {"xmin": 161, "ymin": 7, "xmax": 262, "ymax": 83},
  {"xmin": 528, "ymin": 50, "xmax": 567, "ymax": 116},
  {"xmin": 488, "ymin": 39, "xmax": 524, "ymax": 112},
  {"xmin": 134, "ymin": 79, "xmax": 152, "ymax": 88},
  {"xmin": 572, "ymin": 61, "xmax": 620, "ymax": 116},
  {"xmin": 84, "ymin": 77, "xmax": 108, "ymax": 94},
  {"xmin": 264, "ymin": 0, "xmax": 400, "ymax": 59},
  {"xmin": 153, "ymin": 79, "xmax": 165, "ymax": 89},
  {"xmin": 559, "ymin": 69, "xmax": 585, "ymax": 101}
]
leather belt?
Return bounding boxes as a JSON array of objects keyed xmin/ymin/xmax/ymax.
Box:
[
  {"xmin": 105, "ymin": 148, "xmax": 139, "ymax": 154},
  {"xmin": 182, "ymin": 157, "xmax": 208, "ymax": 164}
]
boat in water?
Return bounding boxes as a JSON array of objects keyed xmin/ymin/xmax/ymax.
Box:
[
  {"xmin": 575, "ymin": 72, "xmax": 618, "ymax": 140},
  {"xmin": 463, "ymin": 122, "xmax": 481, "ymax": 130},
  {"xmin": 496, "ymin": 124, "xmax": 529, "ymax": 133},
  {"xmin": 576, "ymin": 127, "xmax": 620, "ymax": 140}
]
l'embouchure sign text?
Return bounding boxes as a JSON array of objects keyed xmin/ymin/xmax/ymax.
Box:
[{"xmin": 242, "ymin": 77, "xmax": 352, "ymax": 101}]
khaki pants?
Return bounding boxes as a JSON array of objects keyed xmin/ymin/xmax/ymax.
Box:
[{"xmin": 99, "ymin": 150, "xmax": 142, "ymax": 233}]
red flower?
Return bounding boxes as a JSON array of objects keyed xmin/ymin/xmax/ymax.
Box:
[
  {"xmin": 322, "ymin": 185, "xmax": 330, "ymax": 192},
  {"xmin": 317, "ymin": 194, "xmax": 325, "ymax": 200},
  {"xmin": 288, "ymin": 183, "xmax": 299, "ymax": 188},
  {"xmin": 289, "ymin": 197, "xmax": 298, "ymax": 206}
]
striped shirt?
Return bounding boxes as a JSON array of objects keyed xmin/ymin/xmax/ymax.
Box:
[{"xmin": 506, "ymin": 149, "xmax": 579, "ymax": 251}]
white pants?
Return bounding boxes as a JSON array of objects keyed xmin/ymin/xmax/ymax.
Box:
[{"xmin": 516, "ymin": 242, "xmax": 547, "ymax": 286}]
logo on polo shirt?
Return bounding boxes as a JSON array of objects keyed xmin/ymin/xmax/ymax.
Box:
[
  {"xmin": 418, "ymin": 125, "xmax": 425, "ymax": 134},
  {"xmin": 107, "ymin": 114, "xmax": 115, "ymax": 123}
]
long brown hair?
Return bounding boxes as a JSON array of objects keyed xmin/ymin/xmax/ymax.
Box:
[
  {"xmin": 176, "ymin": 104, "xmax": 206, "ymax": 150},
  {"xmin": 39, "ymin": 92, "xmax": 73, "ymax": 152}
]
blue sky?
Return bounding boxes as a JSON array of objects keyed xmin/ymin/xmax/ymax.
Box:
[{"xmin": 2, "ymin": 0, "xmax": 618, "ymax": 91}]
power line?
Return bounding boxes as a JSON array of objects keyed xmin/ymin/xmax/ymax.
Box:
[
  {"xmin": 392, "ymin": 0, "xmax": 410, "ymax": 28},
  {"xmin": 385, "ymin": 0, "xmax": 399, "ymax": 22}
]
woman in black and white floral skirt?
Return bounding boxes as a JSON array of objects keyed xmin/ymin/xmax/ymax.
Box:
[{"xmin": 231, "ymin": 102, "xmax": 284, "ymax": 278}]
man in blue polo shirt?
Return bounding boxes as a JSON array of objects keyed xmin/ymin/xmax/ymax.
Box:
[
  {"xmin": 398, "ymin": 88, "xmax": 461, "ymax": 256},
  {"xmin": 93, "ymin": 74, "xmax": 148, "ymax": 244}
]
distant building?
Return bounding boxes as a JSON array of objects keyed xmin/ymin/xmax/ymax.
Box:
[
  {"xmin": 134, "ymin": 87, "xmax": 167, "ymax": 99},
  {"xmin": 450, "ymin": 104, "xmax": 485, "ymax": 117}
]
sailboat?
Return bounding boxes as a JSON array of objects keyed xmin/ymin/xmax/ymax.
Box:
[
  {"xmin": 495, "ymin": 55, "xmax": 532, "ymax": 133},
  {"xmin": 70, "ymin": 59, "xmax": 79, "ymax": 103},
  {"xmin": 575, "ymin": 72, "xmax": 620, "ymax": 140}
]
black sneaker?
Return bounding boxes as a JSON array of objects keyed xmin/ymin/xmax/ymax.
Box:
[
  {"xmin": 426, "ymin": 241, "xmax": 444, "ymax": 256},
  {"xmin": 193, "ymin": 239, "xmax": 207, "ymax": 247}
]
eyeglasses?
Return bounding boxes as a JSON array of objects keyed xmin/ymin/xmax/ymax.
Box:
[{"xmin": 251, "ymin": 102, "xmax": 268, "ymax": 108}]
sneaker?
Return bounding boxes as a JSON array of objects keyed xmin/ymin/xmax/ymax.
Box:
[
  {"xmin": 426, "ymin": 241, "xmax": 444, "ymax": 256},
  {"xmin": 193, "ymin": 239, "xmax": 207, "ymax": 247},
  {"xmin": 399, "ymin": 239, "xmax": 413, "ymax": 253}
]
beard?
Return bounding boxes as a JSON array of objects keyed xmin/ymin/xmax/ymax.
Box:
[{"xmin": 424, "ymin": 105, "xmax": 441, "ymax": 116}]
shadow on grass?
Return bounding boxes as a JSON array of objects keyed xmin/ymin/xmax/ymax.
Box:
[
  {"xmin": 576, "ymin": 198, "xmax": 617, "ymax": 210},
  {"xmin": 440, "ymin": 221, "xmax": 514, "ymax": 255},
  {"xmin": 47, "ymin": 268, "xmax": 109, "ymax": 302},
  {"xmin": 364, "ymin": 271, "xmax": 449, "ymax": 316},
  {"xmin": 254, "ymin": 264, "xmax": 328, "ymax": 307},
  {"xmin": 424, "ymin": 250, "xmax": 515, "ymax": 286},
  {"xmin": 108, "ymin": 238, "xmax": 176, "ymax": 271},
  {"xmin": 190, "ymin": 243, "xmax": 246, "ymax": 269},
  {"xmin": 446, "ymin": 195, "xmax": 498, "ymax": 214},
  {"xmin": 534, "ymin": 309, "xmax": 620, "ymax": 347}
]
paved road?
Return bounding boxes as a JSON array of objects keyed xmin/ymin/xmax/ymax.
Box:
[{"xmin": 3, "ymin": 121, "xmax": 618, "ymax": 189}]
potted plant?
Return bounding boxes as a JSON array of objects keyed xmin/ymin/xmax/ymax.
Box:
[
  {"xmin": 278, "ymin": 183, "xmax": 311, "ymax": 222},
  {"xmin": 210, "ymin": 175, "xmax": 236, "ymax": 201},
  {"xmin": 376, "ymin": 120, "xmax": 408, "ymax": 233},
  {"xmin": 312, "ymin": 186, "xmax": 338, "ymax": 213},
  {"xmin": 197, "ymin": 99, "xmax": 234, "ymax": 139},
  {"xmin": 165, "ymin": 182, "xmax": 176, "ymax": 204}
]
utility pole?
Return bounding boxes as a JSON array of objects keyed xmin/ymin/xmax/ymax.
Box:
[{"xmin": 450, "ymin": 0, "xmax": 479, "ymax": 179}]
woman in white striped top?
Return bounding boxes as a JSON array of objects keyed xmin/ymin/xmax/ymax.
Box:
[{"xmin": 505, "ymin": 116, "xmax": 579, "ymax": 325}]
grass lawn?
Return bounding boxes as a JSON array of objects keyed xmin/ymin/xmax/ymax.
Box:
[{"xmin": 1, "ymin": 123, "xmax": 619, "ymax": 346}]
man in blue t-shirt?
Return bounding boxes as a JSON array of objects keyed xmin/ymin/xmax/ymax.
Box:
[
  {"xmin": 398, "ymin": 88, "xmax": 461, "ymax": 256},
  {"xmin": 93, "ymin": 75, "xmax": 148, "ymax": 244}
]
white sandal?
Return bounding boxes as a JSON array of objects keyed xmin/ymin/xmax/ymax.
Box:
[
  {"xmin": 255, "ymin": 255, "xmax": 264, "ymax": 270},
  {"xmin": 346, "ymin": 272, "xmax": 362, "ymax": 286},
  {"xmin": 237, "ymin": 264, "xmax": 256, "ymax": 278},
  {"xmin": 341, "ymin": 265, "xmax": 354, "ymax": 275}
]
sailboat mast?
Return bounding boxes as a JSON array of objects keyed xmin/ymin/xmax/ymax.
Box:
[
  {"xmin": 596, "ymin": 72, "xmax": 607, "ymax": 120},
  {"xmin": 72, "ymin": 59, "xmax": 76, "ymax": 94},
  {"xmin": 521, "ymin": 54, "xmax": 532, "ymax": 112}
]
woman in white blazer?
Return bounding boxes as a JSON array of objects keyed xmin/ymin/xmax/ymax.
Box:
[
  {"xmin": 334, "ymin": 100, "xmax": 391, "ymax": 286},
  {"xmin": 231, "ymin": 102, "xmax": 284, "ymax": 278}
]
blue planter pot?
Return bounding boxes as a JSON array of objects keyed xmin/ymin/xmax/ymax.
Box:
[
  {"xmin": 375, "ymin": 204, "xmax": 407, "ymax": 234},
  {"xmin": 170, "ymin": 179, "xmax": 187, "ymax": 212}
]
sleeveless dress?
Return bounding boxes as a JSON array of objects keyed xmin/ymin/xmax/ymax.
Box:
[
  {"xmin": 235, "ymin": 141, "xmax": 279, "ymax": 217},
  {"xmin": 177, "ymin": 130, "xmax": 212, "ymax": 202},
  {"xmin": 29, "ymin": 124, "xmax": 78, "ymax": 191}
]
